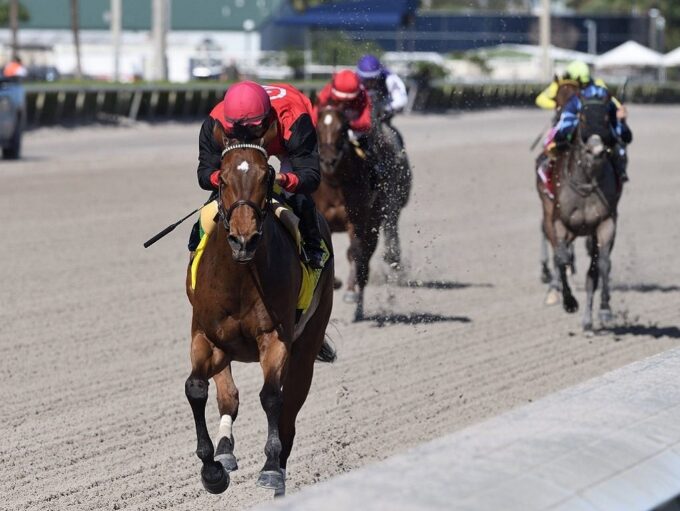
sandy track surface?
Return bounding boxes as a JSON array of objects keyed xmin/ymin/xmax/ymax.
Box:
[{"xmin": 1, "ymin": 107, "xmax": 679, "ymax": 510}]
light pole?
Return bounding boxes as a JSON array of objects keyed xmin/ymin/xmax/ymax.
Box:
[
  {"xmin": 243, "ymin": 18, "xmax": 255, "ymax": 75},
  {"xmin": 111, "ymin": 0, "xmax": 121, "ymax": 82},
  {"xmin": 539, "ymin": 0, "xmax": 552, "ymax": 81},
  {"xmin": 583, "ymin": 19, "xmax": 597, "ymax": 55}
]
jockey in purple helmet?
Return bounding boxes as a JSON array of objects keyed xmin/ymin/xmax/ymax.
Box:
[{"xmin": 356, "ymin": 54, "xmax": 411, "ymax": 181}]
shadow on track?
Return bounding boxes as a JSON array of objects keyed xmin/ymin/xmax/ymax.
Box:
[
  {"xmin": 398, "ymin": 279, "xmax": 494, "ymax": 290},
  {"xmin": 611, "ymin": 283, "xmax": 680, "ymax": 294},
  {"xmin": 359, "ymin": 312, "xmax": 472, "ymax": 327},
  {"xmin": 603, "ymin": 324, "xmax": 680, "ymax": 339}
]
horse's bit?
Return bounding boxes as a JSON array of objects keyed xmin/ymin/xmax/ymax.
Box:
[{"xmin": 216, "ymin": 144, "xmax": 273, "ymax": 236}]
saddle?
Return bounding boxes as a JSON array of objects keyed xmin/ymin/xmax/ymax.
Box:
[{"xmin": 189, "ymin": 196, "xmax": 329, "ymax": 313}]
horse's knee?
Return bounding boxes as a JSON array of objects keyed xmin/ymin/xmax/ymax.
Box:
[
  {"xmin": 555, "ymin": 245, "xmax": 571, "ymax": 267},
  {"xmin": 259, "ymin": 385, "xmax": 283, "ymax": 415},
  {"xmin": 186, "ymin": 377, "xmax": 208, "ymax": 403}
]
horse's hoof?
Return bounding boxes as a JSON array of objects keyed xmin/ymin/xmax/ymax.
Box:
[
  {"xmin": 599, "ymin": 309, "xmax": 613, "ymax": 325},
  {"xmin": 201, "ymin": 462, "xmax": 230, "ymax": 494},
  {"xmin": 541, "ymin": 266, "xmax": 552, "ymax": 284},
  {"xmin": 256, "ymin": 469, "xmax": 285, "ymax": 491},
  {"xmin": 563, "ymin": 296, "xmax": 579, "ymax": 313},
  {"xmin": 343, "ymin": 291, "xmax": 359, "ymax": 304},
  {"xmin": 545, "ymin": 288, "xmax": 560, "ymax": 306},
  {"xmin": 333, "ymin": 278, "xmax": 342, "ymax": 290},
  {"xmin": 274, "ymin": 469, "xmax": 286, "ymax": 498},
  {"xmin": 215, "ymin": 453, "xmax": 238, "ymax": 473},
  {"xmin": 582, "ymin": 319, "xmax": 593, "ymax": 332},
  {"xmin": 353, "ymin": 307, "xmax": 364, "ymax": 322}
]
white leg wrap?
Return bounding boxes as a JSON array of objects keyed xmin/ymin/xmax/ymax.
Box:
[{"xmin": 217, "ymin": 415, "xmax": 233, "ymax": 440}]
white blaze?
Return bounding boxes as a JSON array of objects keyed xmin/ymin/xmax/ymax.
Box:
[
  {"xmin": 323, "ymin": 114, "xmax": 333, "ymax": 126},
  {"xmin": 237, "ymin": 161, "xmax": 249, "ymax": 173}
]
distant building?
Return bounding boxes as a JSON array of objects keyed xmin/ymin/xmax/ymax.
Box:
[{"xmin": 0, "ymin": 0, "xmax": 284, "ymax": 82}]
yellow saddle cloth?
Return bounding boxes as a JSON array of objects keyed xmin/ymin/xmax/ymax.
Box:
[{"xmin": 190, "ymin": 197, "xmax": 329, "ymax": 313}]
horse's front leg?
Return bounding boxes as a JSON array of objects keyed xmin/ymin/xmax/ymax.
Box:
[
  {"xmin": 582, "ymin": 235, "xmax": 599, "ymax": 331},
  {"xmin": 596, "ymin": 217, "xmax": 616, "ymax": 325},
  {"xmin": 256, "ymin": 331, "xmax": 289, "ymax": 491},
  {"xmin": 213, "ymin": 364, "xmax": 239, "ymax": 472},
  {"xmin": 185, "ymin": 331, "xmax": 230, "ymax": 494},
  {"xmin": 554, "ymin": 221, "xmax": 578, "ymax": 313},
  {"xmin": 344, "ymin": 223, "xmax": 360, "ymax": 304}
]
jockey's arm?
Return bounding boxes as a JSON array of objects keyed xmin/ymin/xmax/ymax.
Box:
[
  {"xmin": 385, "ymin": 73, "xmax": 408, "ymax": 112},
  {"xmin": 197, "ymin": 117, "xmax": 223, "ymax": 191},
  {"xmin": 553, "ymin": 96, "xmax": 581, "ymax": 144},
  {"xmin": 281, "ymin": 114, "xmax": 321, "ymax": 194},
  {"xmin": 535, "ymin": 81, "xmax": 558, "ymax": 110}
]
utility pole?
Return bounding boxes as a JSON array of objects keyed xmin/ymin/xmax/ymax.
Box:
[
  {"xmin": 539, "ymin": 0, "xmax": 551, "ymax": 81},
  {"xmin": 71, "ymin": 0, "xmax": 82, "ymax": 79},
  {"xmin": 151, "ymin": 0, "xmax": 169, "ymax": 81},
  {"xmin": 111, "ymin": 0, "xmax": 121, "ymax": 82},
  {"xmin": 9, "ymin": 0, "xmax": 18, "ymax": 58}
]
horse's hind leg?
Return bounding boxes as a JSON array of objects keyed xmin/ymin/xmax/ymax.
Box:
[
  {"xmin": 256, "ymin": 332, "xmax": 289, "ymax": 491},
  {"xmin": 185, "ymin": 331, "xmax": 230, "ymax": 494},
  {"xmin": 582, "ymin": 236, "xmax": 599, "ymax": 331},
  {"xmin": 596, "ymin": 218, "xmax": 616, "ymax": 325},
  {"xmin": 213, "ymin": 364, "xmax": 239, "ymax": 472},
  {"xmin": 540, "ymin": 223, "xmax": 552, "ymax": 284}
]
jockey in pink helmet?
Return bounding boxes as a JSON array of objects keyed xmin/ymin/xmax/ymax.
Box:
[{"xmin": 192, "ymin": 80, "xmax": 326, "ymax": 268}]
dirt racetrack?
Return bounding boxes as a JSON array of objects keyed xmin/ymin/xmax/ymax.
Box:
[{"xmin": 1, "ymin": 106, "xmax": 679, "ymax": 510}]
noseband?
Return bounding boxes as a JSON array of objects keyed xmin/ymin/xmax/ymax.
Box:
[{"xmin": 216, "ymin": 144, "xmax": 273, "ymax": 235}]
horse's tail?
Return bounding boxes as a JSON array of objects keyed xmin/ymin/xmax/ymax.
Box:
[{"xmin": 316, "ymin": 335, "xmax": 337, "ymax": 363}]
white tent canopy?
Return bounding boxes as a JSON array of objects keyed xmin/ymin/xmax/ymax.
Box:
[
  {"xmin": 596, "ymin": 40, "xmax": 663, "ymax": 68},
  {"xmin": 663, "ymin": 46, "xmax": 680, "ymax": 67}
]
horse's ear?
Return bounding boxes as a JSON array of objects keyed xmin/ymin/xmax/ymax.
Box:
[
  {"xmin": 213, "ymin": 121, "xmax": 227, "ymax": 152},
  {"xmin": 258, "ymin": 118, "xmax": 278, "ymax": 149}
]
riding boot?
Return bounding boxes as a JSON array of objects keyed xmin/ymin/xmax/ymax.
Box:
[
  {"xmin": 296, "ymin": 195, "xmax": 325, "ymax": 270},
  {"xmin": 612, "ymin": 144, "xmax": 629, "ymax": 183},
  {"xmin": 188, "ymin": 220, "xmax": 201, "ymax": 251}
]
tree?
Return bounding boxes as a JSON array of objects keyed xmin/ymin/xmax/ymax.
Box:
[
  {"xmin": 0, "ymin": 0, "xmax": 30, "ymax": 58},
  {"xmin": 0, "ymin": 0, "xmax": 28, "ymax": 24}
]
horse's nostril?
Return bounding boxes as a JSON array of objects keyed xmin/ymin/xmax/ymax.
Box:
[
  {"xmin": 245, "ymin": 233, "xmax": 261, "ymax": 252},
  {"xmin": 228, "ymin": 234, "xmax": 244, "ymax": 249}
]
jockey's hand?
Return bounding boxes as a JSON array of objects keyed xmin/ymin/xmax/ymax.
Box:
[
  {"xmin": 347, "ymin": 129, "xmax": 358, "ymax": 143},
  {"xmin": 616, "ymin": 105, "xmax": 628, "ymax": 121}
]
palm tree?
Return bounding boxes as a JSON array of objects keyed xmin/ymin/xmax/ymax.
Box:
[{"xmin": 70, "ymin": 0, "xmax": 82, "ymax": 79}]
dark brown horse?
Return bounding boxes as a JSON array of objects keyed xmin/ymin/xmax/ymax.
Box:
[
  {"xmin": 550, "ymin": 81, "xmax": 621, "ymax": 330},
  {"xmin": 314, "ymin": 105, "xmax": 382, "ymax": 321},
  {"xmin": 185, "ymin": 121, "xmax": 335, "ymax": 497},
  {"xmin": 536, "ymin": 79, "xmax": 579, "ymax": 305}
]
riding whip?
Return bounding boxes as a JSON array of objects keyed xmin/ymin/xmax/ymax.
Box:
[{"xmin": 143, "ymin": 195, "xmax": 216, "ymax": 248}]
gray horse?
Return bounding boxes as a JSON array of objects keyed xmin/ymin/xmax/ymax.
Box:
[{"xmin": 552, "ymin": 131, "xmax": 621, "ymax": 331}]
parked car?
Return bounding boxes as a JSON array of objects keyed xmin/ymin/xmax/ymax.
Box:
[{"xmin": 0, "ymin": 77, "xmax": 25, "ymax": 159}]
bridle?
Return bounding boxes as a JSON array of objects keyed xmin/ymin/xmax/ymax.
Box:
[
  {"xmin": 216, "ymin": 143, "xmax": 274, "ymax": 236},
  {"xmin": 319, "ymin": 108, "xmax": 350, "ymax": 181}
]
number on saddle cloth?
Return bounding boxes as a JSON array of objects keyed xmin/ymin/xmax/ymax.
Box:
[{"xmin": 579, "ymin": 94, "xmax": 614, "ymax": 146}]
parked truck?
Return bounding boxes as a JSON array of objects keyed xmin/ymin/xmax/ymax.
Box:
[{"xmin": 0, "ymin": 77, "xmax": 25, "ymax": 159}]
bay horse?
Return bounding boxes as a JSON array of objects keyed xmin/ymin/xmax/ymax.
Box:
[
  {"xmin": 313, "ymin": 105, "xmax": 382, "ymax": 321},
  {"xmin": 550, "ymin": 81, "xmax": 622, "ymax": 330},
  {"xmin": 185, "ymin": 120, "xmax": 335, "ymax": 497},
  {"xmin": 536, "ymin": 79, "xmax": 578, "ymax": 305}
]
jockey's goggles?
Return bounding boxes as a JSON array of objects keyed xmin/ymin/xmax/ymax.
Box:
[{"xmin": 226, "ymin": 115, "xmax": 269, "ymax": 140}]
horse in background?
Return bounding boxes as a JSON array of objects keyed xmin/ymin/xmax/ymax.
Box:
[
  {"xmin": 314, "ymin": 105, "xmax": 381, "ymax": 321},
  {"xmin": 185, "ymin": 121, "xmax": 335, "ymax": 497},
  {"xmin": 369, "ymin": 105, "xmax": 412, "ymax": 282},
  {"xmin": 550, "ymin": 81, "xmax": 622, "ymax": 330},
  {"xmin": 536, "ymin": 79, "xmax": 578, "ymax": 305}
]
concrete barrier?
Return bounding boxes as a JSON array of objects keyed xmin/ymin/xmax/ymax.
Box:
[{"xmin": 252, "ymin": 347, "xmax": 680, "ymax": 511}]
